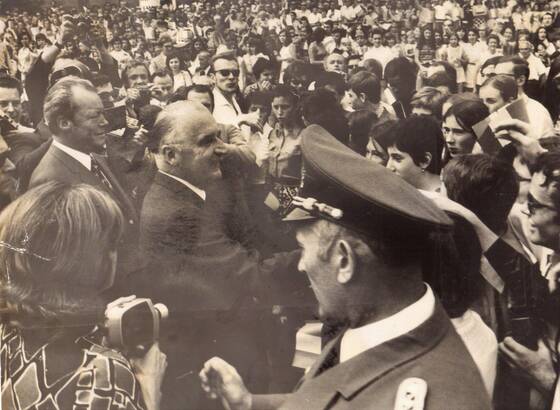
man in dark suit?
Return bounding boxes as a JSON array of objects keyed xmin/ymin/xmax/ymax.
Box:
[
  {"xmin": 134, "ymin": 101, "xmax": 307, "ymax": 410},
  {"xmin": 27, "ymin": 76, "xmax": 136, "ymax": 220},
  {"xmin": 200, "ymin": 125, "xmax": 493, "ymax": 410}
]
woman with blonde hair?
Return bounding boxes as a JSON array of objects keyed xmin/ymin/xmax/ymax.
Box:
[{"xmin": 0, "ymin": 182, "xmax": 166, "ymax": 410}]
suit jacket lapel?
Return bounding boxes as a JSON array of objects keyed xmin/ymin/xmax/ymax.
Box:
[
  {"xmin": 291, "ymin": 302, "xmax": 451, "ymax": 409},
  {"xmin": 91, "ymin": 153, "xmax": 138, "ymax": 223},
  {"xmin": 153, "ymin": 172, "xmax": 205, "ymax": 209},
  {"xmin": 50, "ymin": 146, "xmax": 102, "ymax": 187}
]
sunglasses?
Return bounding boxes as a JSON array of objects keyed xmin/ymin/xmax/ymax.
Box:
[
  {"xmin": 527, "ymin": 193, "xmax": 556, "ymax": 215},
  {"xmin": 215, "ymin": 69, "xmax": 240, "ymax": 77}
]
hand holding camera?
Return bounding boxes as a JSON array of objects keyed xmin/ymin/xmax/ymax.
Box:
[{"xmin": 103, "ymin": 295, "xmax": 168, "ymax": 356}]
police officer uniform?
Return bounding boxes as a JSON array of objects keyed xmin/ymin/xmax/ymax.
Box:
[{"xmin": 251, "ymin": 125, "xmax": 493, "ymax": 410}]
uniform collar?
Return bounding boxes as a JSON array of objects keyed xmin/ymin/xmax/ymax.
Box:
[{"xmin": 340, "ymin": 284, "xmax": 435, "ymax": 363}]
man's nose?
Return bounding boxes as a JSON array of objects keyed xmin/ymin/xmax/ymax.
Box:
[{"xmin": 5, "ymin": 102, "xmax": 15, "ymax": 112}]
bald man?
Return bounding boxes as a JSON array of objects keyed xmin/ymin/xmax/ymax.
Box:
[{"xmin": 134, "ymin": 101, "xmax": 305, "ymax": 410}]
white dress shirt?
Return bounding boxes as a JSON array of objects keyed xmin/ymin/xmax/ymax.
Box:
[
  {"xmin": 212, "ymin": 88, "xmax": 243, "ymax": 127},
  {"xmin": 52, "ymin": 139, "xmax": 91, "ymax": 171},
  {"xmin": 339, "ymin": 285, "xmax": 435, "ymax": 363},
  {"xmin": 158, "ymin": 170, "xmax": 206, "ymax": 201},
  {"xmin": 451, "ymin": 309, "xmax": 498, "ymax": 397}
]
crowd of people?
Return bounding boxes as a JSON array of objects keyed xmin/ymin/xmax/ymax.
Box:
[{"xmin": 1, "ymin": 0, "xmax": 560, "ymax": 409}]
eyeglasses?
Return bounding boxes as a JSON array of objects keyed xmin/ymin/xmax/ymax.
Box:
[
  {"xmin": 527, "ymin": 193, "xmax": 556, "ymax": 215},
  {"xmin": 215, "ymin": 69, "xmax": 240, "ymax": 78}
]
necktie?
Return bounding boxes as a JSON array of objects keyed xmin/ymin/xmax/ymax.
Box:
[{"xmin": 90, "ymin": 155, "xmax": 114, "ymax": 191}]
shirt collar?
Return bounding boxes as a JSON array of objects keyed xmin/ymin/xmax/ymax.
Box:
[
  {"xmin": 213, "ymin": 88, "xmax": 241, "ymax": 114},
  {"xmin": 339, "ymin": 284, "xmax": 435, "ymax": 363},
  {"xmin": 52, "ymin": 139, "xmax": 91, "ymax": 171},
  {"xmin": 158, "ymin": 170, "xmax": 206, "ymax": 201}
]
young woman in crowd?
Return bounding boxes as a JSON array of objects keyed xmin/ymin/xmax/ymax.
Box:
[
  {"xmin": 0, "ymin": 182, "xmax": 167, "ymax": 410},
  {"xmin": 385, "ymin": 116, "xmax": 445, "ymax": 192},
  {"xmin": 463, "ymin": 29, "xmax": 484, "ymax": 92},
  {"xmin": 267, "ymin": 85, "xmax": 304, "ymax": 217},
  {"xmin": 442, "ymin": 95, "xmax": 489, "ymax": 159},
  {"xmin": 166, "ymin": 51, "xmax": 193, "ymax": 92},
  {"xmin": 440, "ymin": 32, "xmax": 467, "ymax": 92}
]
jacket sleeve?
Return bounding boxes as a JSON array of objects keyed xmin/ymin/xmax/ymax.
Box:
[
  {"xmin": 25, "ymin": 55, "xmax": 53, "ymax": 126},
  {"xmin": 252, "ymin": 393, "xmax": 290, "ymax": 410}
]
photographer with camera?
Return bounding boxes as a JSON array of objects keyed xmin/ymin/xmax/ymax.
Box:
[
  {"xmin": 0, "ymin": 182, "xmax": 167, "ymax": 410},
  {"xmin": 25, "ymin": 14, "xmax": 120, "ymax": 127}
]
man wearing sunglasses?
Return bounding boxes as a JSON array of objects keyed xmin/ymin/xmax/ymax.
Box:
[{"xmin": 211, "ymin": 55, "xmax": 261, "ymax": 132}]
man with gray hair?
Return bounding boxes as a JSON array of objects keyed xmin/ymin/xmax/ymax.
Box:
[
  {"xmin": 135, "ymin": 101, "xmax": 305, "ymax": 410},
  {"xmin": 27, "ymin": 76, "xmax": 137, "ymax": 225},
  {"xmin": 28, "ymin": 76, "xmax": 109, "ymax": 189}
]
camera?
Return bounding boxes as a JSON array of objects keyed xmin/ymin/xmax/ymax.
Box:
[{"xmin": 104, "ymin": 297, "xmax": 168, "ymax": 355}]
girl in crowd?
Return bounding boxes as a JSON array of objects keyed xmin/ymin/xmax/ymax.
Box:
[
  {"xmin": 166, "ymin": 51, "xmax": 193, "ymax": 92},
  {"xmin": 267, "ymin": 85, "xmax": 304, "ymax": 216},
  {"xmin": 385, "ymin": 116, "xmax": 445, "ymax": 192},
  {"xmin": 463, "ymin": 29, "xmax": 484, "ymax": 92},
  {"xmin": 440, "ymin": 32, "xmax": 467, "ymax": 92},
  {"xmin": 0, "ymin": 182, "xmax": 166, "ymax": 410},
  {"xmin": 442, "ymin": 95, "xmax": 489, "ymax": 158}
]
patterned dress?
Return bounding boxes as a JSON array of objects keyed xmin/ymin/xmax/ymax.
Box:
[{"xmin": 0, "ymin": 324, "xmax": 146, "ymax": 410}]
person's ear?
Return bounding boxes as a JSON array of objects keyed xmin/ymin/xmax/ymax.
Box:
[
  {"xmin": 359, "ymin": 92, "xmax": 367, "ymax": 103},
  {"xmin": 420, "ymin": 152, "xmax": 432, "ymax": 171},
  {"xmin": 161, "ymin": 145, "xmax": 177, "ymax": 165},
  {"xmin": 334, "ymin": 239, "xmax": 356, "ymax": 284}
]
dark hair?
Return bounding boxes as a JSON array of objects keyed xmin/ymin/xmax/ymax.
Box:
[
  {"xmin": 385, "ymin": 116, "xmax": 444, "ymax": 175},
  {"xmin": 348, "ymin": 71, "xmax": 381, "ymax": 104},
  {"xmin": 165, "ymin": 51, "xmax": 187, "ymax": 72},
  {"xmin": 425, "ymin": 71, "xmax": 456, "ymax": 95},
  {"xmin": 429, "ymin": 61, "xmax": 458, "ymax": 93},
  {"xmin": 90, "ymin": 73, "xmax": 111, "ymax": 88},
  {"xmin": 348, "ymin": 110, "xmax": 378, "ymax": 156},
  {"xmin": 252, "ymin": 57, "xmax": 276, "ymax": 80},
  {"xmin": 0, "ymin": 73, "xmax": 22, "ymax": 94},
  {"xmin": 361, "ymin": 58, "xmax": 383, "ymax": 80},
  {"xmin": 497, "ymin": 55, "xmax": 530, "ymax": 80},
  {"xmin": 443, "ymin": 154, "xmax": 519, "ymax": 234},
  {"xmin": 184, "ymin": 83, "xmax": 214, "ymax": 107},
  {"xmin": 372, "ymin": 119, "xmax": 399, "ymax": 151},
  {"xmin": 311, "ymin": 27, "xmax": 327, "ymax": 43},
  {"xmin": 272, "ymin": 84, "xmax": 299, "ymax": 106},
  {"xmin": 301, "ymin": 88, "xmax": 349, "ymax": 145},
  {"xmin": 424, "ymin": 213, "xmax": 483, "ymax": 318},
  {"xmin": 481, "ymin": 74, "xmax": 518, "ymax": 103},
  {"xmin": 443, "ymin": 97, "xmax": 489, "ymax": 135},
  {"xmin": 151, "ymin": 68, "xmax": 173, "ymax": 82},
  {"xmin": 411, "ymin": 86, "xmax": 449, "ymax": 120},
  {"xmin": 543, "ymin": 57, "xmax": 560, "ymax": 121},
  {"xmin": 283, "ymin": 61, "xmax": 315, "ymax": 91},
  {"xmin": 315, "ymin": 71, "xmax": 347, "ymax": 97},
  {"xmin": 533, "ymin": 151, "xmax": 560, "ymax": 210},
  {"xmin": 487, "ymin": 33, "xmax": 501, "ymax": 46},
  {"xmin": 246, "ymin": 90, "xmax": 273, "ymax": 112},
  {"xmin": 385, "ymin": 57, "xmax": 418, "ymax": 81}
]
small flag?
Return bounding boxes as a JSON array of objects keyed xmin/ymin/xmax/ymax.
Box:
[{"xmin": 473, "ymin": 98, "xmax": 529, "ymax": 154}]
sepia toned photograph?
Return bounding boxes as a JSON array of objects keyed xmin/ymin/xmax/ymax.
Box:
[{"xmin": 0, "ymin": 0, "xmax": 559, "ymax": 408}]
